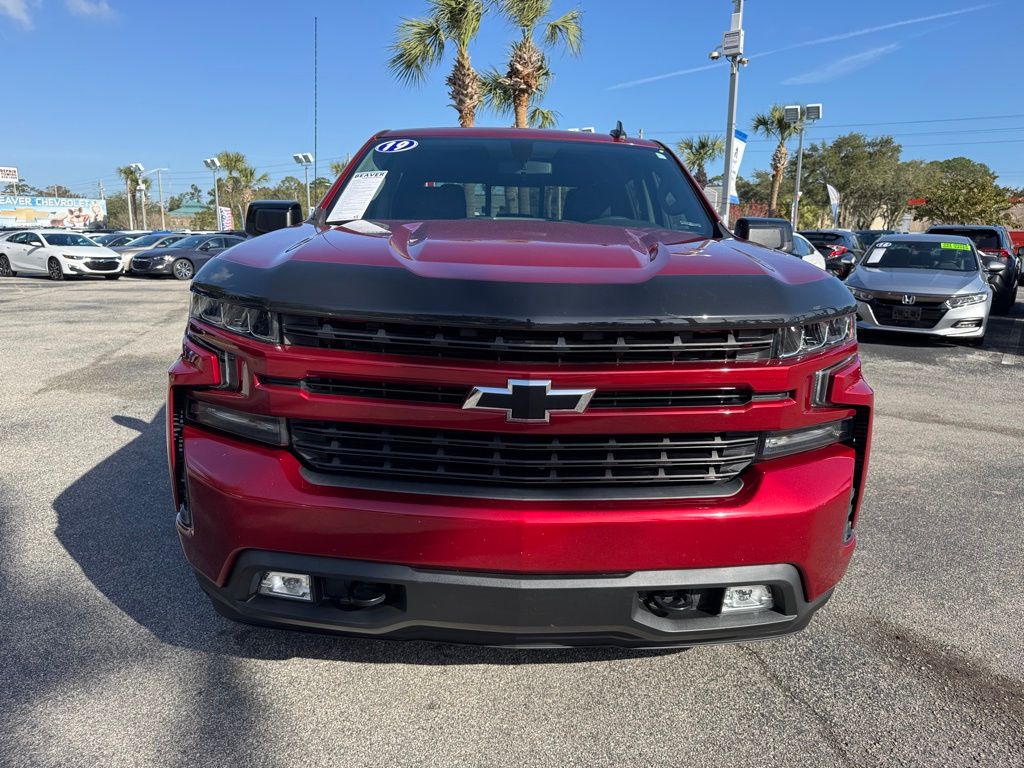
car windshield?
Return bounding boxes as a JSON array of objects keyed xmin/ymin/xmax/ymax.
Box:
[
  {"xmin": 802, "ymin": 232, "xmax": 845, "ymax": 245},
  {"xmin": 90, "ymin": 234, "xmax": 117, "ymax": 244},
  {"xmin": 43, "ymin": 233, "xmax": 97, "ymax": 247},
  {"xmin": 864, "ymin": 240, "xmax": 978, "ymax": 271},
  {"xmin": 122, "ymin": 233, "xmax": 165, "ymax": 247},
  {"xmin": 929, "ymin": 228, "xmax": 1000, "ymax": 250},
  {"xmin": 169, "ymin": 235, "xmax": 207, "ymax": 249},
  {"xmin": 326, "ymin": 136, "xmax": 715, "ymax": 236}
]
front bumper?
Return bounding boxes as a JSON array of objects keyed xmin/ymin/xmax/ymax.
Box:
[
  {"xmin": 198, "ymin": 552, "xmax": 831, "ymax": 648},
  {"xmin": 130, "ymin": 257, "xmax": 174, "ymax": 275},
  {"xmin": 64, "ymin": 258, "xmax": 123, "ymax": 276},
  {"xmin": 855, "ymin": 299, "xmax": 988, "ymax": 337}
]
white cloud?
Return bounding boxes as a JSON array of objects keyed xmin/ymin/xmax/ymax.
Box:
[
  {"xmin": 783, "ymin": 43, "xmax": 900, "ymax": 85},
  {"xmin": 65, "ymin": 0, "xmax": 114, "ymax": 18},
  {"xmin": 609, "ymin": 3, "xmax": 995, "ymax": 90},
  {"xmin": 0, "ymin": 0, "xmax": 33, "ymax": 28}
]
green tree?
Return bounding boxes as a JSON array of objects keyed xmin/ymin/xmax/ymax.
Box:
[
  {"xmin": 329, "ymin": 159, "xmax": 348, "ymax": 177},
  {"xmin": 389, "ymin": 0, "xmax": 486, "ymax": 127},
  {"xmin": 750, "ymin": 106, "xmax": 800, "ymax": 217},
  {"xmin": 484, "ymin": 0, "xmax": 582, "ymax": 128},
  {"xmin": 675, "ymin": 134, "xmax": 725, "ymax": 188},
  {"xmin": 916, "ymin": 157, "xmax": 1010, "ymax": 225},
  {"xmin": 216, "ymin": 151, "xmax": 269, "ymax": 225},
  {"xmin": 115, "ymin": 165, "xmax": 141, "ymax": 228}
]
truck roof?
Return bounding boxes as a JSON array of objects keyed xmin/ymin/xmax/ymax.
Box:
[{"xmin": 375, "ymin": 126, "xmax": 661, "ymax": 149}]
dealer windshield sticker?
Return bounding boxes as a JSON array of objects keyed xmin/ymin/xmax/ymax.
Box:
[
  {"xmin": 866, "ymin": 247, "xmax": 886, "ymax": 264},
  {"xmin": 375, "ymin": 139, "xmax": 418, "ymax": 153},
  {"xmin": 876, "ymin": 242, "xmax": 892, "ymax": 248},
  {"xmin": 328, "ymin": 170, "xmax": 387, "ymax": 221},
  {"xmin": 941, "ymin": 242, "xmax": 971, "ymax": 250}
]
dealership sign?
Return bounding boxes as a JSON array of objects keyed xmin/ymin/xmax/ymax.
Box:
[
  {"xmin": 0, "ymin": 166, "xmax": 17, "ymax": 182},
  {"xmin": 0, "ymin": 194, "xmax": 108, "ymax": 228}
]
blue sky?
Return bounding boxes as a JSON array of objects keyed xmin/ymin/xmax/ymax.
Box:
[{"xmin": 2, "ymin": 0, "xmax": 1021, "ymax": 198}]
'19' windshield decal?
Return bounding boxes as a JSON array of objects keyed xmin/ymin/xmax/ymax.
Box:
[{"xmin": 375, "ymin": 139, "xmax": 418, "ymax": 153}]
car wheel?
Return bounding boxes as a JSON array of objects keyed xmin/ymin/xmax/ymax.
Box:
[
  {"xmin": 47, "ymin": 258, "xmax": 65, "ymax": 281},
  {"xmin": 172, "ymin": 258, "xmax": 195, "ymax": 281},
  {"xmin": 105, "ymin": 274, "xmax": 121, "ymax": 280},
  {"xmin": 0, "ymin": 255, "xmax": 14, "ymax": 277}
]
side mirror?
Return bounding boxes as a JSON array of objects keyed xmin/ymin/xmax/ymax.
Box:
[
  {"xmin": 984, "ymin": 258, "xmax": 1007, "ymax": 275},
  {"xmin": 734, "ymin": 217, "xmax": 794, "ymax": 253},
  {"xmin": 840, "ymin": 253, "xmax": 857, "ymax": 266},
  {"xmin": 1016, "ymin": 246, "xmax": 1024, "ymax": 259},
  {"xmin": 245, "ymin": 200, "xmax": 304, "ymax": 237}
]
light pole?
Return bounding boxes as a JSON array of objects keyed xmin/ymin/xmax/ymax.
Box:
[
  {"xmin": 139, "ymin": 182, "xmax": 148, "ymax": 229},
  {"xmin": 141, "ymin": 168, "xmax": 169, "ymax": 230},
  {"xmin": 293, "ymin": 152, "xmax": 314, "ymax": 213},
  {"xmin": 784, "ymin": 103, "xmax": 822, "ymax": 227},
  {"xmin": 128, "ymin": 162, "xmax": 144, "ymax": 229},
  {"xmin": 713, "ymin": 0, "xmax": 748, "ymax": 226},
  {"xmin": 203, "ymin": 157, "xmax": 222, "ymax": 229}
]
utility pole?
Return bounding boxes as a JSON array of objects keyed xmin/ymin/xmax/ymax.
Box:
[
  {"xmin": 293, "ymin": 153, "xmax": 315, "ymax": 214},
  {"xmin": 157, "ymin": 170, "xmax": 166, "ymax": 230},
  {"xmin": 98, "ymin": 180, "xmax": 105, "ymax": 200},
  {"xmin": 204, "ymin": 157, "xmax": 222, "ymax": 229},
  {"xmin": 140, "ymin": 183, "xmax": 148, "ymax": 230},
  {"xmin": 716, "ymin": 0, "xmax": 747, "ymax": 226}
]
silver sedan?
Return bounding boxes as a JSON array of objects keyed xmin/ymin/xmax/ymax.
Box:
[{"xmin": 845, "ymin": 234, "xmax": 998, "ymax": 342}]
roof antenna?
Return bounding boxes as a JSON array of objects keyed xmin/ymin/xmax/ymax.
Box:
[{"xmin": 609, "ymin": 120, "xmax": 627, "ymax": 140}]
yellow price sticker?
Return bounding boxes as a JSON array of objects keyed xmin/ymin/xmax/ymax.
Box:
[{"xmin": 940, "ymin": 242, "xmax": 971, "ymax": 251}]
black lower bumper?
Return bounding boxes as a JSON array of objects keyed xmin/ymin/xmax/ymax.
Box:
[{"xmin": 198, "ymin": 551, "xmax": 832, "ymax": 648}]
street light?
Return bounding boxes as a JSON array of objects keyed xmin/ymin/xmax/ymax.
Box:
[
  {"xmin": 713, "ymin": 0, "xmax": 747, "ymax": 226},
  {"xmin": 127, "ymin": 162, "xmax": 144, "ymax": 230},
  {"xmin": 203, "ymin": 157, "xmax": 222, "ymax": 229},
  {"xmin": 784, "ymin": 103, "xmax": 823, "ymax": 227},
  {"xmin": 293, "ymin": 152, "xmax": 315, "ymax": 213},
  {"xmin": 141, "ymin": 168, "xmax": 169, "ymax": 230}
]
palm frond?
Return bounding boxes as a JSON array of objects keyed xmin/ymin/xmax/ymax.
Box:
[
  {"xmin": 435, "ymin": 0, "xmax": 485, "ymax": 48},
  {"xmin": 388, "ymin": 16, "xmax": 446, "ymax": 84},
  {"xmin": 543, "ymin": 9, "xmax": 582, "ymax": 55},
  {"xmin": 750, "ymin": 105, "xmax": 799, "ymax": 141},
  {"xmin": 480, "ymin": 67, "xmax": 515, "ymax": 114},
  {"xmin": 494, "ymin": 0, "xmax": 549, "ymax": 32},
  {"xmin": 528, "ymin": 105, "xmax": 559, "ymax": 128}
]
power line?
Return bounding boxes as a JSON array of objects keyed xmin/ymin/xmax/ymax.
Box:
[{"xmin": 649, "ymin": 112, "xmax": 1024, "ymax": 136}]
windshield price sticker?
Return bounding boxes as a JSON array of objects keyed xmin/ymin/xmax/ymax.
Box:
[
  {"xmin": 866, "ymin": 247, "xmax": 886, "ymax": 264},
  {"xmin": 941, "ymin": 242, "xmax": 971, "ymax": 250},
  {"xmin": 375, "ymin": 139, "xmax": 418, "ymax": 153},
  {"xmin": 328, "ymin": 170, "xmax": 387, "ymax": 221}
]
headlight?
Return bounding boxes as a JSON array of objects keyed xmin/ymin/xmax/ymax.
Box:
[
  {"xmin": 849, "ymin": 288, "xmax": 873, "ymax": 302},
  {"xmin": 944, "ymin": 292, "xmax": 987, "ymax": 309},
  {"xmin": 190, "ymin": 293, "xmax": 279, "ymax": 343},
  {"xmin": 776, "ymin": 314, "xmax": 855, "ymax": 359},
  {"xmin": 760, "ymin": 419, "xmax": 852, "ymax": 460},
  {"xmin": 63, "ymin": 253, "xmax": 82, "ymax": 260}
]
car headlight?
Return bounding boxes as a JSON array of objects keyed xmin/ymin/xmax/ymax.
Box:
[
  {"xmin": 190, "ymin": 293, "xmax": 279, "ymax": 343},
  {"xmin": 776, "ymin": 314, "xmax": 855, "ymax": 359},
  {"xmin": 849, "ymin": 288, "xmax": 873, "ymax": 302},
  {"xmin": 760, "ymin": 419, "xmax": 852, "ymax": 460},
  {"xmin": 63, "ymin": 253, "xmax": 82, "ymax": 260},
  {"xmin": 944, "ymin": 292, "xmax": 988, "ymax": 309}
]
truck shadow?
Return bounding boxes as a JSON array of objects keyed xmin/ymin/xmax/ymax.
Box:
[{"xmin": 52, "ymin": 409, "xmax": 676, "ymax": 665}]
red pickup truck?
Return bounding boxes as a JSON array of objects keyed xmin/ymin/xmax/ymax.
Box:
[{"xmin": 167, "ymin": 127, "xmax": 872, "ymax": 647}]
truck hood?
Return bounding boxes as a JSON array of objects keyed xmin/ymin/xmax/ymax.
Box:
[
  {"xmin": 849, "ymin": 267, "xmax": 985, "ymax": 295},
  {"xmin": 193, "ymin": 220, "xmax": 855, "ymax": 328}
]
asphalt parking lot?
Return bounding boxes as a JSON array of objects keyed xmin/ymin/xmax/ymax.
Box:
[{"xmin": 1, "ymin": 275, "xmax": 1022, "ymax": 768}]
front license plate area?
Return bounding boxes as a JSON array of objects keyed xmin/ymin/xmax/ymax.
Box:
[{"xmin": 892, "ymin": 306, "xmax": 922, "ymax": 321}]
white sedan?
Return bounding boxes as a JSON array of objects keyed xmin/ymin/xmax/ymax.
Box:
[
  {"xmin": 791, "ymin": 233, "xmax": 828, "ymax": 270},
  {"xmin": 0, "ymin": 229, "xmax": 123, "ymax": 280}
]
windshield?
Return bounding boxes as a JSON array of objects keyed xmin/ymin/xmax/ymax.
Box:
[
  {"xmin": 123, "ymin": 233, "xmax": 165, "ymax": 247},
  {"xmin": 864, "ymin": 240, "xmax": 978, "ymax": 272},
  {"xmin": 929, "ymin": 228, "xmax": 1000, "ymax": 250},
  {"xmin": 169, "ymin": 235, "xmax": 207, "ymax": 249},
  {"xmin": 43, "ymin": 233, "xmax": 97, "ymax": 247},
  {"xmin": 326, "ymin": 136, "xmax": 715, "ymax": 236}
]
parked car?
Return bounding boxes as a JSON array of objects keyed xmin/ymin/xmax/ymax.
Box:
[
  {"xmin": 96, "ymin": 231, "xmax": 150, "ymax": 248},
  {"xmin": 791, "ymin": 232, "xmax": 828, "ymax": 270},
  {"xmin": 855, "ymin": 230, "xmax": 896, "ymax": 249},
  {"xmin": 114, "ymin": 232, "xmax": 189, "ymax": 270},
  {"xmin": 131, "ymin": 233, "xmax": 245, "ymax": 279},
  {"xmin": 799, "ymin": 229, "xmax": 867, "ymax": 278},
  {"xmin": 0, "ymin": 229, "xmax": 123, "ymax": 279},
  {"xmin": 925, "ymin": 225, "xmax": 1020, "ymax": 312},
  {"xmin": 168, "ymin": 128, "xmax": 873, "ymax": 648},
  {"xmin": 846, "ymin": 234, "xmax": 995, "ymax": 343}
]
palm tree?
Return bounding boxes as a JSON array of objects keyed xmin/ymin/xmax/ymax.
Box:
[
  {"xmin": 115, "ymin": 165, "xmax": 140, "ymax": 228},
  {"xmin": 675, "ymin": 135, "xmax": 725, "ymax": 189},
  {"xmin": 216, "ymin": 151, "xmax": 268, "ymax": 225},
  {"xmin": 485, "ymin": 0, "xmax": 582, "ymax": 128},
  {"xmin": 389, "ymin": 0, "xmax": 486, "ymax": 127},
  {"xmin": 750, "ymin": 105, "xmax": 800, "ymax": 217},
  {"xmin": 329, "ymin": 159, "xmax": 348, "ymax": 177}
]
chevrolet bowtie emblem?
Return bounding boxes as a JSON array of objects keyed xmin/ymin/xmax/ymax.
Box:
[{"xmin": 462, "ymin": 379, "xmax": 596, "ymax": 422}]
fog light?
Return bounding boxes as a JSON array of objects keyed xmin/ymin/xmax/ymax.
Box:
[
  {"xmin": 722, "ymin": 585, "xmax": 774, "ymax": 614},
  {"xmin": 258, "ymin": 571, "xmax": 312, "ymax": 601}
]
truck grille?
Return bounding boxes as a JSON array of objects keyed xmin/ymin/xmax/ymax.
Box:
[
  {"xmin": 262, "ymin": 375, "xmax": 754, "ymax": 409},
  {"xmin": 290, "ymin": 420, "xmax": 759, "ymax": 491},
  {"xmin": 280, "ymin": 315, "xmax": 776, "ymax": 364}
]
